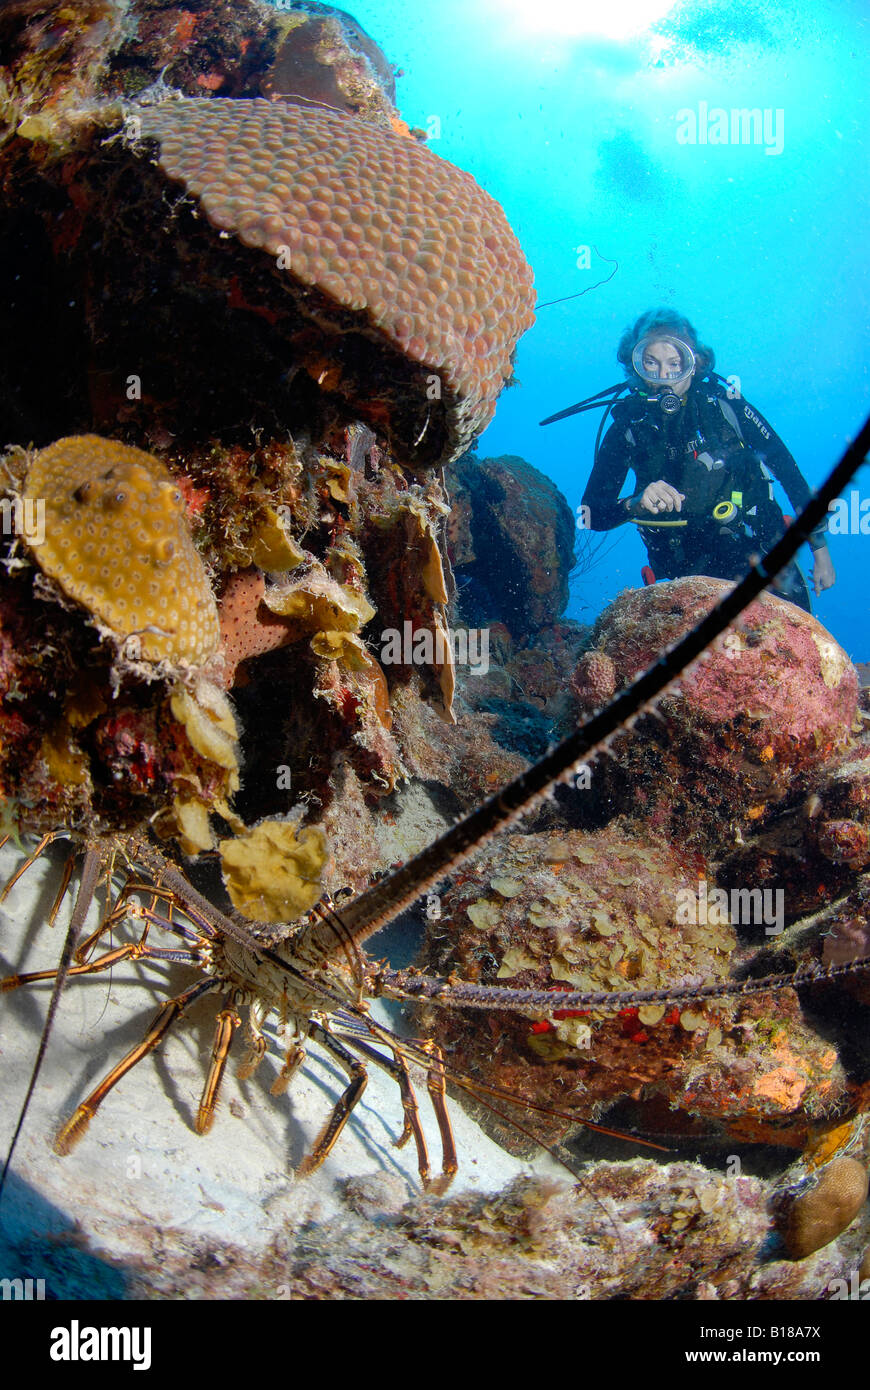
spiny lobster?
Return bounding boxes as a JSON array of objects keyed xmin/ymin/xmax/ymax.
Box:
[{"xmin": 2, "ymin": 412, "xmax": 870, "ymax": 1201}]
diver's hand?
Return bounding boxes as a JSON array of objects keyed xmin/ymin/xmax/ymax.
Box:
[
  {"xmin": 811, "ymin": 546, "xmax": 835, "ymax": 595},
  {"xmin": 637, "ymin": 481, "xmax": 685, "ymax": 515}
]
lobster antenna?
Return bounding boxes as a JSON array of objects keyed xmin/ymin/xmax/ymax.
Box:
[
  {"xmin": 305, "ymin": 409, "xmax": 870, "ymax": 952},
  {"xmin": 0, "ymin": 844, "xmax": 103, "ymax": 1211}
]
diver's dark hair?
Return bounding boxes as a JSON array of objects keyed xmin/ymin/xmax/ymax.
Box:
[{"xmin": 617, "ymin": 308, "xmax": 715, "ymax": 380}]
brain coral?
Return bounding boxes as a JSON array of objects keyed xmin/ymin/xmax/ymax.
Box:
[
  {"xmin": 23, "ymin": 436, "xmax": 220, "ymax": 664},
  {"xmin": 135, "ymin": 98, "xmax": 535, "ymax": 464},
  {"xmin": 782, "ymin": 1156, "xmax": 869, "ymax": 1259}
]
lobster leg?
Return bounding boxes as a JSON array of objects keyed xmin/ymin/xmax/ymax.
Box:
[
  {"xmin": 237, "ymin": 1002, "xmax": 269, "ymax": 1082},
  {"xmin": 46, "ymin": 851, "xmax": 76, "ymax": 927},
  {"xmin": 297, "ymin": 1020, "xmax": 368, "ymax": 1178},
  {"xmin": 0, "ymin": 830, "xmax": 66, "ymax": 902},
  {"xmin": 196, "ymin": 1005, "xmax": 241, "ymax": 1134},
  {"xmin": 1, "ymin": 938, "xmax": 200, "ymax": 992},
  {"xmin": 74, "ymin": 876, "xmax": 159, "ymax": 963},
  {"xmin": 329, "ymin": 1022, "xmax": 457, "ymax": 1192},
  {"xmin": 54, "ymin": 978, "xmax": 218, "ymax": 1155},
  {"xmin": 331, "ymin": 1028, "xmax": 434, "ymax": 1189},
  {"xmin": 269, "ymin": 1041, "xmax": 306, "ymax": 1096},
  {"xmin": 416, "ymin": 1037, "xmax": 458, "ymax": 1196}
]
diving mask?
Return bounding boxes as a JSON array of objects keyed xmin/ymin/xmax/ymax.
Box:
[{"xmin": 631, "ymin": 334, "xmax": 696, "ymax": 390}]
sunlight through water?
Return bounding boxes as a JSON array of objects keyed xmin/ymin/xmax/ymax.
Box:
[{"xmin": 483, "ymin": 0, "xmax": 679, "ymax": 41}]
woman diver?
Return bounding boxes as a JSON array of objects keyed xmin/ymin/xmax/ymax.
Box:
[{"xmin": 558, "ymin": 309, "xmax": 835, "ymax": 610}]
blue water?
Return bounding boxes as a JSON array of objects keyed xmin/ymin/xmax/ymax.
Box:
[{"xmin": 299, "ymin": 0, "xmax": 870, "ymax": 657}]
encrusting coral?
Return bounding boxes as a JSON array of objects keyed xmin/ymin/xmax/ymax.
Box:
[
  {"xmin": 22, "ymin": 435, "xmax": 220, "ymax": 665},
  {"xmin": 416, "ymin": 823, "xmax": 856, "ymax": 1154}
]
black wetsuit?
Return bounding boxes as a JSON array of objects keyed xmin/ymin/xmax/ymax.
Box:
[{"xmin": 581, "ymin": 377, "xmax": 825, "ymax": 610}]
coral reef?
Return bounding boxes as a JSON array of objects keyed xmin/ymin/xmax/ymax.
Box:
[
  {"xmin": 0, "ymin": 0, "xmax": 552, "ymax": 910},
  {"xmin": 111, "ymin": 1166, "xmax": 870, "ymax": 1300},
  {"xmin": 447, "ymin": 453, "xmax": 577, "ymax": 640},
  {"xmin": 406, "ymin": 573, "xmax": 870, "ymax": 1175},
  {"xmin": 416, "ymin": 824, "xmax": 857, "ymax": 1153},
  {"xmin": 1, "ymin": 0, "xmax": 869, "ymax": 1308},
  {"xmin": 0, "ymin": 0, "xmax": 399, "ymax": 124},
  {"xmin": 0, "ymin": 0, "xmax": 539, "ymax": 862}
]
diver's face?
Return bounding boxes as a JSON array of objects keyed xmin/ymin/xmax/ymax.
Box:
[{"xmin": 640, "ymin": 339, "xmax": 694, "ymax": 396}]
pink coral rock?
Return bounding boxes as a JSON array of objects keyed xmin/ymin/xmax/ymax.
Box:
[{"xmin": 576, "ymin": 577, "xmax": 858, "ymax": 844}]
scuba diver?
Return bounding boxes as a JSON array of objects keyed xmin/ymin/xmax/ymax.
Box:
[{"xmin": 542, "ymin": 309, "xmax": 835, "ymax": 611}]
